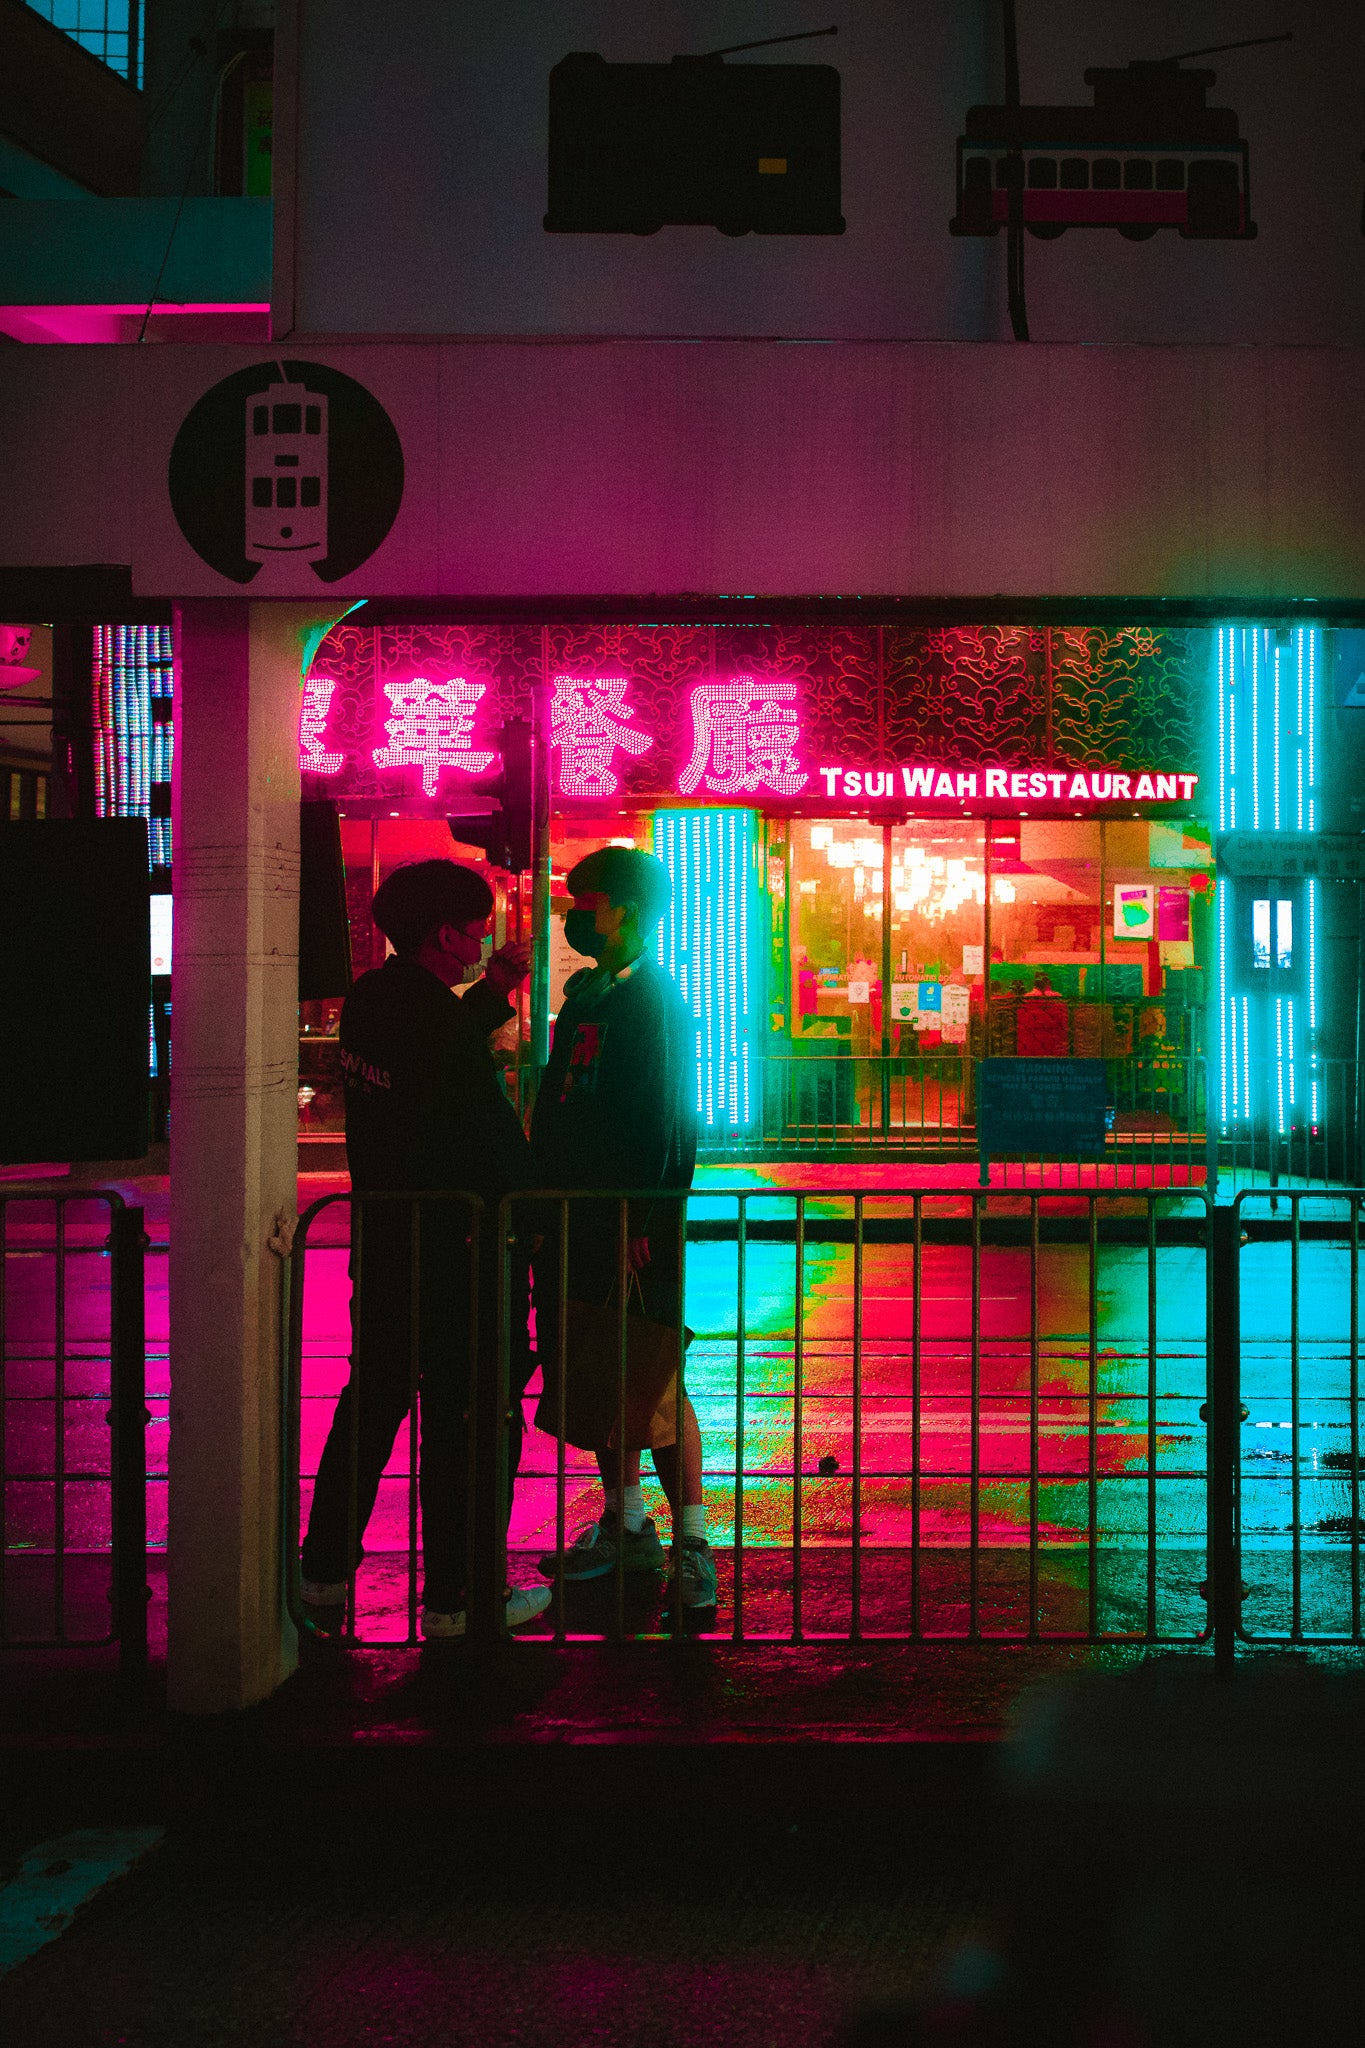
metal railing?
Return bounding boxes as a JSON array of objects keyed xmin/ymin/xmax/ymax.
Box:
[
  {"xmin": 707, "ymin": 1052, "xmax": 1362, "ymax": 1193},
  {"xmin": 0, "ymin": 1190, "xmax": 149, "ymax": 1668},
  {"xmin": 287, "ymin": 1184, "xmax": 1224, "ymax": 1652},
  {"xmin": 1218, "ymin": 1188, "xmax": 1365, "ymax": 1649}
]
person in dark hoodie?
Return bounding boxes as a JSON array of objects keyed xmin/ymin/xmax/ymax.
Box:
[
  {"xmin": 300, "ymin": 859, "xmax": 550, "ymax": 1638},
  {"xmin": 530, "ymin": 846, "xmax": 714, "ymax": 1612}
]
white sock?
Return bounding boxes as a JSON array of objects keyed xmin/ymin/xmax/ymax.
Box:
[
  {"xmin": 605, "ymin": 1485, "xmax": 646, "ymax": 1533},
  {"xmin": 681, "ymin": 1504, "xmax": 707, "ymax": 1545}
]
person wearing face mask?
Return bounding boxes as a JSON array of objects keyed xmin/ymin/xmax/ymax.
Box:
[
  {"xmin": 300, "ymin": 859, "xmax": 552, "ymax": 1638},
  {"xmin": 530, "ymin": 846, "xmax": 714, "ymax": 1614}
]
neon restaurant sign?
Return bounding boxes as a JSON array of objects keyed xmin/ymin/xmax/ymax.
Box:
[{"xmin": 299, "ymin": 667, "xmax": 1198, "ymax": 810}]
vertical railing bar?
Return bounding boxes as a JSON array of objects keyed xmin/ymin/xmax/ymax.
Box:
[
  {"xmin": 470, "ymin": 1198, "xmax": 498, "ymax": 1643},
  {"xmin": 111, "ymin": 1199, "xmax": 148, "ymax": 1670},
  {"xmin": 614, "ymin": 1196, "xmax": 629, "ymax": 1645},
  {"xmin": 672, "ymin": 1189, "xmax": 688, "ymax": 1646},
  {"xmin": 1291, "ymin": 1194, "xmax": 1302, "ymax": 1641},
  {"xmin": 283, "ymin": 1202, "xmax": 310, "ymax": 1641},
  {"xmin": 0, "ymin": 1200, "xmax": 9, "ymax": 1644},
  {"xmin": 344, "ymin": 1198, "xmax": 362, "ymax": 1641},
  {"xmin": 555, "ymin": 1197, "xmax": 569, "ymax": 1646},
  {"xmin": 1146, "ymin": 1194, "xmax": 1159, "ymax": 1642},
  {"xmin": 792, "ymin": 1194, "xmax": 805, "ymax": 1644},
  {"xmin": 1087, "ymin": 1194, "xmax": 1099, "ymax": 1643},
  {"xmin": 54, "ymin": 1199, "xmax": 66, "ymax": 1644},
  {"xmin": 1028, "ymin": 1194, "xmax": 1040, "ymax": 1643},
  {"xmin": 407, "ymin": 1197, "xmax": 421, "ymax": 1647},
  {"xmin": 969, "ymin": 1190, "xmax": 981, "ymax": 1642},
  {"xmin": 851, "ymin": 1192, "xmax": 864, "ymax": 1643},
  {"xmin": 733, "ymin": 1194, "xmax": 747, "ymax": 1644},
  {"xmin": 910, "ymin": 1193, "xmax": 923, "ymax": 1641},
  {"xmin": 1351, "ymin": 1197, "xmax": 1361, "ymax": 1645}
]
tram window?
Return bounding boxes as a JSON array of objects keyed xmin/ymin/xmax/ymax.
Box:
[
  {"xmin": 1027, "ymin": 157, "xmax": 1057, "ymax": 188},
  {"xmin": 1155, "ymin": 159, "xmax": 1185, "ymax": 190},
  {"xmin": 300, "ymin": 476, "xmax": 321, "ymax": 507},
  {"xmin": 305, "ymin": 405, "xmax": 322, "ymax": 434},
  {"xmin": 1059, "ymin": 158, "xmax": 1088, "ymax": 189},
  {"xmin": 276, "ymin": 477, "xmax": 297, "ymax": 509},
  {"xmin": 1092, "ymin": 159, "xmax": 1120, "ymax": 190},
  {"xmin": 252, "ymin": 405, "xmax": 268, "ymax": 434},
  {"xmin": 964, "ymin": 157, "xmax": 990, "ymax": 189},
  {"xmin": 251, "ymin": 477, "xmax": 272, "ymax": 507},
  {"xmin": 1123, "ymin": 160, "xmax": 1153, "ymax": 190},
  {"xmin": 273, "ymin": 403, "xmax": 302, "ymax": 434},
  {"xmin": 995, "ymin": 159, "xmax": 1023, "ymax": 188}
]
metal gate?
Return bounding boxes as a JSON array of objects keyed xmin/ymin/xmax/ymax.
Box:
[{"xmin": 287, "ymin": 1185, "xmax": 1221, "ymax": 1651}]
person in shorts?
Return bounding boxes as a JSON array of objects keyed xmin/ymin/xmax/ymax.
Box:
[
  {"xmin": 529, "ymin": 846, "xmax": 715, "ymax": 1612},
  {"xmin": 300, "ymin": 859, "xmax": 551, "ymax": 1638}
]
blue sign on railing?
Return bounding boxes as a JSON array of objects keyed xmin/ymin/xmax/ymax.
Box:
[{"xmin": 977, "ymin": 1058, "xmax": 1109, "ymax": 1181}]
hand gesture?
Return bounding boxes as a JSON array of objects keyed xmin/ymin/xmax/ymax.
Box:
[{"xmin": 485, "ymin": 940, "xmax": 533, "ymax": 995}]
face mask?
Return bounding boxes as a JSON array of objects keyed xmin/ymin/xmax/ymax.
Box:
[{"xmin": 563, "ymin": 908, "xmax": 605, "ymax": 959}]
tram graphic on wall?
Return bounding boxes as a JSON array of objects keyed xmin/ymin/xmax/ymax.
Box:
[
  {"xmin": 950, "ymin": 57, "xmax": 1255, "ymax": 242},
  {"xmin": 245, "ymin": 379, "xmax": 329, "ymax": 560}
]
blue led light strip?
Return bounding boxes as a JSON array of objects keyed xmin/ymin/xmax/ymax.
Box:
[
  {"xmin": 91, "ymin": 623, "xmax": 174, "ymax": 872},
  {"xmin": 1215, "ymin": 625, "xmax": 1321, "ymax": 1135},
  {"xmin": 654, "ymin": 808, "xmax": 757, "ymax": 1134}
]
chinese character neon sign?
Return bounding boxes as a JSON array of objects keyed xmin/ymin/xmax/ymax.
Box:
[
  {"xmin": 817, "ymin": 763, "xmax": 1199, "ymax": 804},
  {"xmin": 372, "ymin": 676, "xmax": 495, "ymax": 795},
  {"xmin": 551, "ymin": 674, "xmax": 654, "ymax": 797},
  {"xmin": 679, "ymin": 677, "xmax": 808, "ymax": 797},
  {"xmin": 299, "ymin": 676, "xmax": 343, "ymax": 774}
]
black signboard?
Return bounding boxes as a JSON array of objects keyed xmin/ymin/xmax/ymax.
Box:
[{"xmin": 977, "ymin": 1058, "xmax": 1108, "ymax": 1178}]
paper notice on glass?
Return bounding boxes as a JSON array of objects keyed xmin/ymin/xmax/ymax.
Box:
[
  {"xmin": 940, "ymin": 984, "xmax": 970, "ymax": 1043},
  {"xmin": 846, "ymin": 979, "xmax": 871, "ymax": 1005},
  {"xmin": 890, "ymin": 983, "xmax": 917, "ymax": 1021},
  {"xmin": 1114, "ymin": 885, "xmax": 1156, "ymax": 941},
  {"xmin": 962, "ymin": 944, "xmax": 984, "ymax": 978}
]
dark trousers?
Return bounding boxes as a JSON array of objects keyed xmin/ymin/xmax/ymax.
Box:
[{"xmin": 302, "ymin": 1203, "xmax": 532, "ymax": 1612}]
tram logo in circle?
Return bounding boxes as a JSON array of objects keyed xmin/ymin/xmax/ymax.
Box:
[{"xmin": 168, "ymin": 360, "xmax": 404, "ymax": 585}]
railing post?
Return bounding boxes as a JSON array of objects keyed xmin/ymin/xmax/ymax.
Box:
[
  {"xmin": 468, "ymin": 1201, "xmax": 507, "ymax": 1646},
  {"xmin": 1209, "ymin": 1203, "xmax": 1241, "ymax": 1673},
  {"xmin": 109, "ymin": 1203, "xmax": 149, "ymax": 1675}
]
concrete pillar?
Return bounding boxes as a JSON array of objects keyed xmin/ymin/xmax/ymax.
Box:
[{"xmin": 167, "ymin": 600, "xmax": 331, "ymax": 1712}]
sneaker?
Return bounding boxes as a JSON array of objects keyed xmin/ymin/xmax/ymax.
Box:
[
  {"xmin": 421, "ymin": 1584, "xmax": 554, "ymax": 1639},
  {"xmin": 300, "ymin": 1577, "xmax": 347, "ymax": 1606},
  {"xmin": 537, "ymin": 1512, "xmax": 665, "ymax": 1582},
  {"xmin": 665, "ymin": 1539, "xmax": 718, "ymax": 1610}
]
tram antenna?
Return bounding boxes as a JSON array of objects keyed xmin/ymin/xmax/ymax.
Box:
[
  {"xmin": 702, "ymin": 26, "xmax": 837, "ymax": 60},
  {"xmin": 1154, "ymin": 30, "xmax": 1292, "ymax": 64}
]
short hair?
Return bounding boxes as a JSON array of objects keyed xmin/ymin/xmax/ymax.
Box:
[
  {"xmin": 371, "ymin": 860, "xmax": 493, "ymax": 955},
  {"xmin": 567, "ymin": 846, "xmax": 671, "ymax": 935}
]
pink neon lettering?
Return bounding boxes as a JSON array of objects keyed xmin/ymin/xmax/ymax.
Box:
[
  {"xmin": 933, "ymin": 770, "xmax": 956, "ymax": 799},
  {"xmin": 550, "ymin": 674, "xmax": 653, "ymax": 798},
  {"xmin": 1068, "ymin": 773, "xmax": 1090, "ymax": 800},
  {"xmin": 904, "ymin": 765, "xmax": 936, "ymax": 798},
  {"xmin": 1134, "ymin": 774, "xmax": 1156, "ymax": 801},
  {"xmin": 1047, "ymin": 773, "xmax": 1065, "ymax": 799},
  {"xmin": 985, "ymin": 770, "xmax": 1007, "ymax": 798},
  {"xmin": 1155, "ymin": 774, "xmax": 1177, "ymax": 800},
  {"xmin": 821, "ymin": 768, "xmax": 840, "ymax": 797},
  {"xmin": 1010, "ymin": 772, "xmax": 1028, "ymax": 799},
  {"xmin": 845, "ymin": 771, "xmax": 863, "ymax": 797},
  {"xmin": 1112, "ymin": 774, "xmax": 1133, "ymax": 800},
  {"xmin": 372, "ymin": 676, "xmax": 495, "ymax": 796},
  {"xmin": 864, "ymin": 771, "xmax": 886, "ymax": 797},
  {"xmin": 1091, "ymin": 773, "xmax": 1112, "ymax": 798},
  {"xmin": 1177, "ymin": 774, "xmax": 1197, "ymax": 799},
  {"xmin": 1028, "ymin": 772, "xmax": 1046, "ymax": 798},
  {"xmin": 678, "ymin": 677, "xmax": 808, "ymax": 797},
  {"xmin": 300, "ymin": 676, "xmax": 343, "ymax": 774},
  {"xmin": 957, "ymin": 772, "xmax": 977, "ymax": 798}
]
